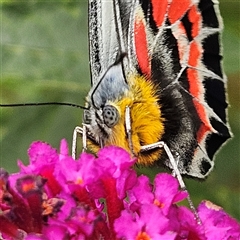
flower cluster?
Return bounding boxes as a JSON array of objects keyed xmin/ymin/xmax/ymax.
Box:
[{"xmin": 0, "ymin": 140, "xmax": 239, "ymax": 239}]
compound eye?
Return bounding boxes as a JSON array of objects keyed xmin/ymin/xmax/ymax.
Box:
[
  {"xmin": 83, "ymin": 109, "xmax": 91, "ymax": 124},
  {"xmin": 103, "ymin": 105, "xmax": 119, "ymax": 128}
]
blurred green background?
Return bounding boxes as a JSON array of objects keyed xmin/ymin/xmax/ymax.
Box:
[{"xmin": 0, "ymin": 1, "xmax": 239, "ymax": 220}]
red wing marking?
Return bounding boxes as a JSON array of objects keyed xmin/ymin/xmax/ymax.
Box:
[
  {"xmin": 134, "ymin": 8, "xmax": 151, "ymax": 77},
  {"xmin": 188, "ymin": 5, "xmax": 201, "ymax": 38},
  {"xmin": 187, "ymin": 67, "xmax": 213, "ymax": 139},
  {"xmin": 168, "ymin": 0, "xmax": 191, "ymax": 23},
  {"xmin": 188, "ymin": 41, "xmax": 201, "ymax": 67},
  {"xmin": 151, "ymin": 0, "xmax": 168, "ymax": 27},
  {"xmin": 197, "ymin": 124, "xmax": 211, "ymax": 143}
]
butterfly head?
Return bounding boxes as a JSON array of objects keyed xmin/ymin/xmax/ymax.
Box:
[
  {"xmin": 83, "ymin": 57, "xmax": 165, "ymax": 165},
  {"xmin": 83, "ymin": 56, "xmax": 128, "ymax": 146}
]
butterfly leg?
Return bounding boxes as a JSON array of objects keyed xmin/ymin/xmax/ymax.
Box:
[
  {"xmin": 171, "ymin": 152, "xmax": 180, "ymax": 178},
  {"xmin": 72, "ymin": 126, "xmax": 87, "ymax": 160},
  {"xmin": 140, "ymin": 142, "xmax": 202, "ymax": 225},
  {"xmin": 125, "ymin": 106, "xmax": 137, "ymax": 158}
]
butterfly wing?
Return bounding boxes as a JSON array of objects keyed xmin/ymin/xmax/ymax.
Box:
[
  {"xmin": 130, "ymin": 0, "xmax": 231, "ymax": 177},
  {"xmin": 88, "ymin": 0, "xmax": 133, "ymax": 85},
  {"xmin": 87, "ymin": 0, "xmax": 231, "ymax": 178}
]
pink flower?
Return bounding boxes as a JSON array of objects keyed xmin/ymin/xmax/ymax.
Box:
[
  {"xmin": 128, "ymin": 173, "xmax": 188, "ymax": 215},
  {"xmin": 153, "ymin": 173, "xmax": 188, "ymax": 215},
  {"xmin": 198, "ymin": 201, "xmax": 240, "ymax": 239},
  {"xmin": 18, "ymin": 141, "xmax": 63, "ymax": 197},
  {"xmin": 0, "ymin": 140, "xmax": 239, "ymax": 239},
  {"xmin": 114, "ymin": 204, "xmax": 176, "ymax": 240}
]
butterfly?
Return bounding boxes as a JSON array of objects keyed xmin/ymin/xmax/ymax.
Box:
[{"xmin": 73, "ymin": 0, "xmax": 231, "ymax": 179}]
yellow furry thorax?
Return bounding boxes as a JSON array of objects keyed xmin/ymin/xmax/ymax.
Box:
[{"xmin": 88, "ymin": 72, "xmax": 165, "ymax": 166}]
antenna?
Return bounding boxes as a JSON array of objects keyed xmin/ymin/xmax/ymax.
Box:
[{"xmin": 0, "ymin": 102, "xmax": 86, "ymax": 110}]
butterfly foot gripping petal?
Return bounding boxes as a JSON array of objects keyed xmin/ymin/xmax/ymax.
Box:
[
  {"xmin": 72, "ymin": 126, "xmax": 85, "ymax": 160},
  {"xmin": 140, "ymin": 141, "xmax": 202, "ymax": 225}
]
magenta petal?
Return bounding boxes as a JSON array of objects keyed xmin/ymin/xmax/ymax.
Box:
[
  {"xmin": 177, "ymin": 206, "xmax": 205, "ymax": 239},
  {"xmin": 114, "ymin": 209, "xmax": 139, "ymax": 239},
  {"xmin": 139, "ymin": 204, "xmax": 170, "ymax": 235},
  {"xmin": 18, "ymin": 141, "xmax": 59, "ymax": 175},
  {"xmin": 153, "ymin": 173, "xmax": 185, "ymax": 215},
  {"xmin": 97, "ymin": 146, "xmax": 136, "ymax": 178},
  {"xmin": 59, "ymin": 139, "xmax": 69, "ymax": 159},
  {"xmin": 53, "ymin": 157, "xmax": 79, "ymax": 194},
  {"xmin": 65, "ymin": 206, "xmax": 98, "ymax": 236},
  {"xmin": 77, "ymin": 152, "xmax": 101, "ymax": 184},
  {"xmin": 198, "ymin": 201, "xmax": 240, "ymax": 239},
  {"xmin": 28, "ymin": 141, "xmax": 59, "ymax": 164},
  {"xmin": 42, "ymin": 223, "xmax": 70, "ymax": 239},
  {"xmin": 116, "ymin": 169, "xmax": 137, "ymax": 199},
  {"xmin": 53, "ymin": 193, "xmax": 76, "ymax": 221},
  {"xmin": 54, "ymin": 152, "xmax": 100, "ymax": 196},
  {"xmin": 89, "ymin": 146, "xmax": 137, "ymax": 201},
  {"xmin": 172, "ymin": 190, "xmax": 188, "ymax": 203},
  {"xmin": 115, "ymin": 204, "xmax": 171, "ymax": 239},
  {"xmin": 128, "ymin": 175, "xmax": 154, "ymax": 208},
  {"xmin": 154, "ymin": 173, "xmax": 179, "ymax": 198}
]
